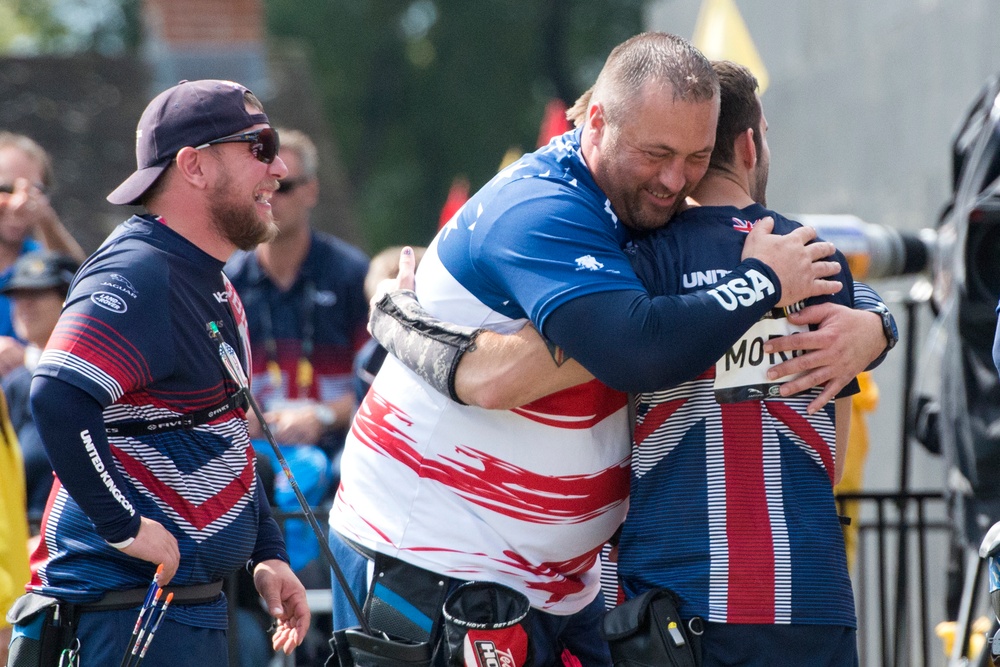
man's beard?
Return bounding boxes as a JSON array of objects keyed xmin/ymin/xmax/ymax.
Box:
[
  {"xmin": 751, "ymin": 157, "xmax": 769, "ymax": 208},
  {"xmin": 209, "ymin": 174, "xmax": 277, "ymax": 251},
  {"xmin": 598, "ymin": 160, "xmax": 688, "ymax": 232},
  {"xmin": 593, "ymin": 136, "xmax": 689, "ymax": 232}
]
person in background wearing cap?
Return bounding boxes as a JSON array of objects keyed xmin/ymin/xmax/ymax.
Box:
[
  {"xmin": 0, "ymin": 251, "xmax": 79, "ymax": 524},
  {"xmin": 7, "ymin": 80, "xmax": 309, "ymax": 666},
  {"xmin": 0, "ymin": 133, "xmax": 86, "ymax": 378}
]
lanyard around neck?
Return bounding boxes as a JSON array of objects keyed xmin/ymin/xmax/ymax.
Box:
[{"xmin": 258, "ymin": 277, "xmax": 317, "ymax": 394}]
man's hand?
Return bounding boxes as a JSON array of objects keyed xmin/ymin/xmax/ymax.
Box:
[
  {"xmin": 253, "ymin": 559, "xmax": 311, "ymax": 655},
  {"xmin": 264, "ymin": 404, "xmax": 324, "ymax": 445},
  {"xmin": 368, "ymin": 246, "xmax": 417, "ymax": 317},
  {"xmin": 0, "ymin": 178, "xmax": 86, "ymax": 262},
  {"xmin": 0, "ymin": 335, "xmax": 25, "ymax": 376},
  {"xmin": 0, "ymin": 178, "xmax": 57, "ymax": 244},
  {"xmin": 763, "ymin": 303, "xmax": 886, "ymax": 413},
  {"xmin": 743, "ymin": 217, "xmax": 842, "ymax": 307},
  {"xmin": 120, "ymin": 516, "xmax": 180, "ymax": 585}
]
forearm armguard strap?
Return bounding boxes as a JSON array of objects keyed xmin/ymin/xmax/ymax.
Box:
[{"xmin": 369, "ymin": 290, "xmax": 484, "ymax": 405}]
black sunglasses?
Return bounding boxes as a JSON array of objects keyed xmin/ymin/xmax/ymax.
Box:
[
  {"xmin": 195, "ymin": 127, "xmax": 280, "ymax": 164},
  {"xmin": 0, "ymin": 182, "xmax": 46, "ymax": 195},
  {"xmin": 275, "ymin": 176, "xmax": 312, "ymax": 195}
]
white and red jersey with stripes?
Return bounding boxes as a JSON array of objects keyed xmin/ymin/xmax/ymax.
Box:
[{"xmin": 331, "ymin": 130, "xmax": 639, "ymax": 614}]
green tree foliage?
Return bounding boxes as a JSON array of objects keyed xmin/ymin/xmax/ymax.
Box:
[
  {"xmin": 0, "ymin": 0, "xmax": 140, "ymax": 55},
  {"xmin": 265, "ymin": 0, "xmax": 644, "ymax": 251}
]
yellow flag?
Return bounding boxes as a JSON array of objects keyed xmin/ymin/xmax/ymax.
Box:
[
  {"xmin": 692, "ymin": 0, "xmax": 770, "ymax": 94},
  {"xmin": 498, "ymin": 146, "xmax": 523, "ymax": 172}
]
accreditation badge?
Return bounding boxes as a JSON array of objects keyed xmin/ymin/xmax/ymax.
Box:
[{"xmin": 713, "ymin": 310, "xmax": 809, "ymax": 403}]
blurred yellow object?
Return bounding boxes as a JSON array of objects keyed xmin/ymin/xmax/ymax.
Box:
[
  {"xmin": 296, "ymin": 357, "xmax": 314, "ymax": 393},
  {"xmin": 498, "ymin": 146, "xmax": 523, "ymax": 172},
  {"xmin": 267, "ymin": 359, "xmax": 282, "ymax": 388},
  {"xmin": 834, "ymin": 371, "xmax": 879, "ymax": 570},
  {"xmin": 692, "ymin": 0, "xmax": 770, "ymax": 94},
  {"xmin": 0, "ymin": 389, "xmax": 29, "ymax": 630},
  {"xmin": 935, "ymin": 615, "xmax": 992, "ymax": 659}
]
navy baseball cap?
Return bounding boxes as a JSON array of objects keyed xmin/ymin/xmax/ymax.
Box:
[
  {"xmin": 0, "ymin": 251, "xmax": 79, "ymax": 295},
  {"xmin": 107, "ymin": 79, "xmax": 269, "ymax": 205}
]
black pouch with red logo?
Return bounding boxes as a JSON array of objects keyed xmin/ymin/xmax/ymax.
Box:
[{"xmin": 441, "ymin": 581, "xmax": 532, "ymax": 667}]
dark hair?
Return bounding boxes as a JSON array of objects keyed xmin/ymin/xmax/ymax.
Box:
[
  {"xmin": 709, "ymin": 60, "xmax": 763, "ymax": 170},
  {"xmin": 592, "ymin": 32, "xmax": 718, "ymax": 129}
]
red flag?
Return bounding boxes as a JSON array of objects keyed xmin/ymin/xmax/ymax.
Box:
[
  {"xmin": 537, "ymin": 98, "xmax": 571, "ymax": 147},
  {"xmin": 439, "ymin": 176, "xmax": 470, "ymax": 229}
]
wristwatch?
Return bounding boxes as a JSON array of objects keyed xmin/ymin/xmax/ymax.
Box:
[
  {"xmin": 871, "ymin": 302, "xmax": 898, "ymax": 351},
  {"xmin": 313, "ymin": 404, "xmax": 337, "ymax": 431}
]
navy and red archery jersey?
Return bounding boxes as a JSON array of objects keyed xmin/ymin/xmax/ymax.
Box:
[
  {"xmin": 619, "ymin": 203, "xmax": 858, "ymax": 629},
  {"xmin": 29, "ymin": 215, "xmax": 281, "ymax": 629}
]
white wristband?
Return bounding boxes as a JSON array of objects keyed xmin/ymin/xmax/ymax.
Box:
[{"xmin": 107, "ymin": 536, "xmax": 136, "ymax": 549}]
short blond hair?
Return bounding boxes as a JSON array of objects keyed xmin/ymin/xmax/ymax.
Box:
[
  {"xmin": 0, "ymin": 132, "xmax": 54, "ymax": 188},
  {"xmin": 275, "ymin": 128, "xmax": 319, "ymax": 178},
  {"xmin": 590, "ymin": 32, "xmax": 718, "ymax": 131}
]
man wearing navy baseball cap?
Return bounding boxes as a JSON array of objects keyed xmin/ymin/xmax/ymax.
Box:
[{"xmin": 7, "ymin": 80, "xmax": 309, "ymax": 667}]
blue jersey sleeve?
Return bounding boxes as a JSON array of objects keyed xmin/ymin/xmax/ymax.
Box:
[
  {"xmin": 469, "ymin": 182, "xmax": 648, "ymax": 328},
  {"xmin": 250, "ymin": 475, "xmax": 289, "ymax": 568},
  {"xmin": 853, "ymin": 280, "xmax": 896, "ymax": 371},
  {"xmin": 544, "ymin": 258, "xmax": 782, "ymax": 392},
  {"xmin": 30, "ymin": 375, "xmax": 141, "ymax": 543}
]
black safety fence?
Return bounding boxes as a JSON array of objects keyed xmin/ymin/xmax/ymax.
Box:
[{"xmin": 836, "ymin": 490, "xmax": 962, "ymax": 667}]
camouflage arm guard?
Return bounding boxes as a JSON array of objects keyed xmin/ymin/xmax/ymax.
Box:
[{"xmin": 369, "ymin": 289, "xmax": 484, "ymax": 405}]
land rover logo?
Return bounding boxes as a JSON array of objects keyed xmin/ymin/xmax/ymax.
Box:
[{"xmin": 91, "ymin": 291, "xmax": 128, "ymax": 314}]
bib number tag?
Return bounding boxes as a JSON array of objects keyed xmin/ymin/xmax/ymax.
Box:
[{"xmin": 713, "ymin": 315, "xmax": 808, "ymax": 403}]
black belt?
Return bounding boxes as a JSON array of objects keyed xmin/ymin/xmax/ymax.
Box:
[
  {"xmin": 81, "ymin": 580, "xmax": 225, "ymax": 611},
  {"xmin": 105, "ymin": 390, "xmax": 248, "ymax": 438}
]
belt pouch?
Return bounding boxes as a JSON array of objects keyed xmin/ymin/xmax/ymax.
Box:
[
  {"xmin": 6, "ymin": 594, "xmax": 78, "ymax": 667},
  {"xmin": 441, "ymin": 581, "xmax": 532, "ymax": 667},
  {"xmin": 327, "ymin": 553, "xmax": 448, "ymax": 667},
  {"xmin": 600, "ymin": 588, "xmax": 701, "ymax": 667}
]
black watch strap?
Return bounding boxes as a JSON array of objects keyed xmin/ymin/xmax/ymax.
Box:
[{"xmin": 874, "ymin": 302, "xmax": 898, "ymax": 350}]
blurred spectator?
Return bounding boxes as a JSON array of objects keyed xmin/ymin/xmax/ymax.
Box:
[
  {"xmin": 225, "ymin": 128, "xmax": 369, "ymax": 592},
  {"xmin": 0, "ymin": 386, "xmax": 29, "ymax": 666},
  {"xmin": 0, "ymin": 132, "xmax": 86, "ymax": 376},
  {"xmin": 353, "ymin": 244, "xmax": 426, "ymax": 403},
  {"xmin": 0, "ymin": 251, "xmax": 79, "ymax": 521}
]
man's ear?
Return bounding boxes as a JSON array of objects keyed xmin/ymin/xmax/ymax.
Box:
[
  {"xmin": 738, "ymin": 127, "xmax": 757, "ymax": 171},
  {"xmin": 174, "ymin": 146, "xmax": 210, "ymax": 190},
  {"xmin": 587, "ymin": 102, "xmax": 607, "ymax": 142},
  {"xmin": 300, "ymin": 177, "xmax": 320, "ymax": 208}
]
